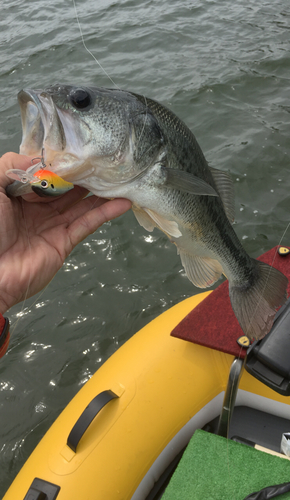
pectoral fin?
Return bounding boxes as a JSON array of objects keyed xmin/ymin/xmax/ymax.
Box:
[
  {"xmin": 179, "ymin": 251, "xmax": 223, "ymax": 287},
  {"xmin": 161, "ymin": 166, "xmax": 218, "ymax": 197}
]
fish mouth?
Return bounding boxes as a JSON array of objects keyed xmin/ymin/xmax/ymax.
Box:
[
  {"xmin": 7, "ymin": 89, "xmax": 87, "ymax": 197},
  {"xmin": 16, "ymin": 88, "xmax": 142, "ymax": 192},
  {"xmin": 18, "ymin": 89, "xmax": 66, "ymax": 157},
  {"xmin": 14, "ymin": 86, "xmax": 154, "ymax": 197},
  {"xmin": 18, "ymin": 90, "xmax": 45, "ymax": 157},
  {"xmin": 18, "ymin": 89, "xmax": 82, "ymax": 178}
]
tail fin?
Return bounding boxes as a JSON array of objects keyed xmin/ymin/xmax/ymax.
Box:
[{"xmin": 229, "ymin": 260, "xmax": 288, "ymax": 340}]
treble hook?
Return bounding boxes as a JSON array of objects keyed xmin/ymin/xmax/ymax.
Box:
[{"xmin": 31, "ymin": 148, "xmax": 46, "ymax": 168}]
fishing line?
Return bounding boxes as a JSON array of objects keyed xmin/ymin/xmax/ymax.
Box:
[
  {"xmin": 223, "ymin": 217, "xmax": 290, "ymax": 496},
  {"xmin": 243, "ymin": 218, "xmax": 290, "ymax": 339},
  {"xmin": 72, "ymin": 0, "xmax": 120, "ymax": 90},
  {"xmin": 223, "ymin": 220, "xmax": 290, "ymax": 497},
  {"xmin": 69, "ymin": 2, "xmax": 290, "ymax": 493},
  {"xmin": 269, "ymin": 220, "xmax": 290, "ymax": 268},
  {"xmin": 72, "ymin": 0, "xmax": 151, "ymax": 139},
  {"xmin": 226, "ymin": 220, "xmax": 290, "ymax": 416}
]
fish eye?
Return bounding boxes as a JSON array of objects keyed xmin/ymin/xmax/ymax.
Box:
[
  {"xmin": 69, "ymin": 88, "xmax": 92, "ymax": 110},
  {"xmin": 40, "ymin": 180, "xmax": 49, "ymax": 188}
]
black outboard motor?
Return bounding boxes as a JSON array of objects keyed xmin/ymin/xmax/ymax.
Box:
[{"xmin": 246, "ymin": 296, "xmax": 290, "ymax": 396}]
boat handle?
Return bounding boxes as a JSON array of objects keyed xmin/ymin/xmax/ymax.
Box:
[{"xmin": 67, "ymin": 389, "xmax": 119, "ymax": 452}]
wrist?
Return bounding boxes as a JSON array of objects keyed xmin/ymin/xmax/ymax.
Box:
[
  {"xmin": 0, "ymin": 314, "xmax": 10, "ymax": 358},
  {"xmin": 0, "ymin": 301, "xmax": 8, "ymax": 315},
  {"xmin": 0, "ymin": 293, "xmax": 14, "ymax": 315}
]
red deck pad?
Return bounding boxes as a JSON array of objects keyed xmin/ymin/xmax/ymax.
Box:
[{"xmin": 171, "ymin": 247, "xmax": 290, "ymax": 359}]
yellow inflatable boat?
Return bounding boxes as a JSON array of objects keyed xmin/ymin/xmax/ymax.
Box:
[{"xmin": 4, "ymin": 246, "xmax": 290, "ymax": 500}]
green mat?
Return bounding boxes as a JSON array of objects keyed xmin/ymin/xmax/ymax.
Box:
[{"xmin": 163, "ymin": 430, "xmax": 290, "ymax": 500}]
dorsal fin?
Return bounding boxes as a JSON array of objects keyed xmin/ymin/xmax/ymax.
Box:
[{"xmin": 210, "ymin": 167, "xmax": 235, "ymax": 222}]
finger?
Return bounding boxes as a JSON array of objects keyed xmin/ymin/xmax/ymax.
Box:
[
  {"xmin": 43, "ymin": 193, "xmax": 111, "ymax": 229},
  {"xmin": 67, "ymin": 198, "xmax": 132, "ymax": 247},
  {"xmin": 24, "ymin": 195, "xmax": 129, "ymax": 236},
  {"xmin": 50, "ymin": 185, "xmax": 91, "ymax": 211}
]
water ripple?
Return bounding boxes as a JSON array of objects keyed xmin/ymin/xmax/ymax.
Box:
[{"xmin": 1, "ymin": 0, "xmax": 290, "ymax": 496}]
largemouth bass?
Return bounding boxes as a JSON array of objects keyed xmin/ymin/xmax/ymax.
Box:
[{"xmin": 10, "ymin": 85, "xmax": 288, "ymax": 339}]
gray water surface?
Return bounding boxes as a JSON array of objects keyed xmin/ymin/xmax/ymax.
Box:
[{"xmin": 0, "ymin": 0, "xmax": 290, "ymax": 495}]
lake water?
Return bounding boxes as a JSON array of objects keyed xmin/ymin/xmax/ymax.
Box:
[{"xmin": 0, "ymin": 0, "xmax": 290, "ymax": 495}]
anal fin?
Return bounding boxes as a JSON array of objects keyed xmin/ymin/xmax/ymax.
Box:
[{"xmin": 179, "ymin": 251, "xmax": 223, "ymax": 288}]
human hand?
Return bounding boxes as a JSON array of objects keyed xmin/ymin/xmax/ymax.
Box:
[{"xmin": 0, "ymin": 152, "xmax": 132, "ymax": 314}]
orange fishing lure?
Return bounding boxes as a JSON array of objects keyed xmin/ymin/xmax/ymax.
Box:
[
  {"xmin": 6, "ymin": 166, "xmax": 74, "ymax": 197},
  {"xmin": 30, "ymin": 169, "xmax": 74, "ymax": 197}
]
